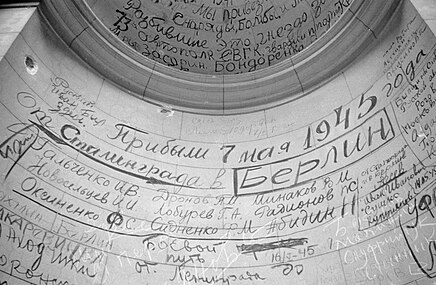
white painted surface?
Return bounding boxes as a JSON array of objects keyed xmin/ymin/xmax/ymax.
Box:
[{"xmin": 0, "ymin": 1, "xmax": 436, "ymax": 284}]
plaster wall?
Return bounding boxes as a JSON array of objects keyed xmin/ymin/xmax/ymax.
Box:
[{"xmin": 1, "ymin": 1, "xmax": 436, "ymax": 284}]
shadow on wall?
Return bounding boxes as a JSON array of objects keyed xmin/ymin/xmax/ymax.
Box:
[{"xmin": 0, "ymin": 1, "xmax": 40, "ymax": 8}]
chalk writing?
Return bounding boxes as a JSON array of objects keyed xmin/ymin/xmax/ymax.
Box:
[
  {"xmin": 107, "ymin": 0, "xmax": 355, "ymax": 74},
  {"xmin": 3, "ymin": 3, "xmax": 436, "ymax": 285}
]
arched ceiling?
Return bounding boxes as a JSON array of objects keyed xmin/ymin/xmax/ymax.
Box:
[
  {"xmin": 95, "ymin": 0, "xmax": 354, "ymax": 75},
  {"xmin": 40, "ymin": 0, "xmax": 399, "ymax": 113}
]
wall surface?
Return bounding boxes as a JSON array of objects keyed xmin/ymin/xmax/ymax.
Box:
[{"xmin": 1, "ymin": 1, "xmax": 436, "ymax": 284}]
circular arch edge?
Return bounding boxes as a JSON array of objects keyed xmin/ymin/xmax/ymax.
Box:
[{"xmin": 40, "ymin": 0, "xmax": 399, "ymax": 114}]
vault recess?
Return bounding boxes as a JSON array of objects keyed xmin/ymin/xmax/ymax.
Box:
[{"xmin": 41, "ymin": 0, "xmax": 398, "ymax": 113}]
